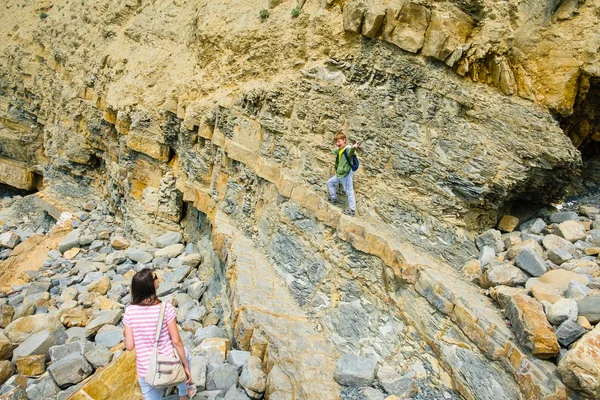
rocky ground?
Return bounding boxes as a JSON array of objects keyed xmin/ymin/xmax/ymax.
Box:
[
  {"xmin": 463, "ymin": 204, "xmax": 600, "ymax": 399},
  {"xmin": 0, "ymin": 191, "xmax": 271, "ymax": 400},
  {"xmin": 0, "ymin": 189, "xmax": 463, "ymax": 400}
]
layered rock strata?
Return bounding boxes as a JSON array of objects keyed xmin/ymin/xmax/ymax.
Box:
[{"xmin": 0, "ymin": 0, "xmax": 593, "ymax": 399}]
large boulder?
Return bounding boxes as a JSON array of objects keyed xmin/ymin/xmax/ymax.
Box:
[
  {"xmin": 505, "ymin": 294, "xmax": 559, "ymax": 359},
  {"xmin": 480, "ymin": 262, "xmax": 528, "ymax": 288},
  {"xmin": 48, "ymin": 353, "xmax": 93, "ymax": 389},
  {"xmin": 555, "ymin": 220, "xmax": 586, "ymax": 243},
  {"xmin": 12, "ymin": 328, "xmax": 67, "ymax": 362},
  {"xmin": 538, "ymin": 270, "xmax": 589, "ymax": 291},
  {"xmin": 558, "ymin": 324, "xmax": 600, "ymax": 398},
  {"xmin": 334, "ymin": 354, "xmax": 377, "ymax": 386},
  {"xmin": 514, "ymin": 247, "xmax": 547, "ymax": 277}
]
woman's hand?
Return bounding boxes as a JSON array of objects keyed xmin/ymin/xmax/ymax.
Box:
[{"xmin": 184, "ymin": 366, "xmax": 192, "ymax": 384}]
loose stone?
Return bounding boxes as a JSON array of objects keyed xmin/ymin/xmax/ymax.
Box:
[{"xmin": 334, "ymin": 354, "xmax": 377, "ymax": 386}]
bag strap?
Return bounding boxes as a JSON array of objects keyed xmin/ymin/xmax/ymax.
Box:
[{"xmin": 154, "ymin": 302, "xmax": 167, "ymax": 348}]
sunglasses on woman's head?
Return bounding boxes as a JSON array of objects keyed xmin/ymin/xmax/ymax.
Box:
[{"xmin": 153, "ymin": 274, "xmax": 158, "ymax": 280}]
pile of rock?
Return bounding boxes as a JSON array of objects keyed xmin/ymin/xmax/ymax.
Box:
[
  {"xmin": 463, "ymin": 206, "xmax": 600, "ymax": 398},
  {"xmin": 333, "ymin": 354, "xmax": 456, "ymax": 400},
  {"xmin": 0, "ymin": 202, "xmax": 268, "ymax": 400}
]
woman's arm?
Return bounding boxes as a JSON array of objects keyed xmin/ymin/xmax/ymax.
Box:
[
  {"xmin": 167, "ymin": 319, "xmax": 191, "ymax": 384},
  {"xmin": 123, "ymin": 325, "xmax": 135, "ymax": 351}
]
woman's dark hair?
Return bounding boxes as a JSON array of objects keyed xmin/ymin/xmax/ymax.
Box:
[{"xmin": 131, "ymin": 268, "xmax": 159, "ymax": 305}]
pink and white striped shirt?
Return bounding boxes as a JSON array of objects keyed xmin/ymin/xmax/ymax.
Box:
[{"xmin": 123, "ymin": 302, "xmax": 177, "ymax": 378}]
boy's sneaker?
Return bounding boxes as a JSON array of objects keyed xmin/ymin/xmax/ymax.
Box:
[
  {"xmin": 342, "ymin": 209, "xmax": 355, "ymax": 216},
  {"xmin": 327, "ymin": 197, "xmax": 338, "ymax": 205}
]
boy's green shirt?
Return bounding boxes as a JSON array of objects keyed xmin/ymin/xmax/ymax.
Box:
[{"xmin": 332, "ymin": 146, "xmax": 356, "ymax": 178}]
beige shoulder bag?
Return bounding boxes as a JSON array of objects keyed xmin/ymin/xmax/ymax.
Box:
[{"xmin": 144, "ymin": 302, "xmax": 187, "ymax": 388}]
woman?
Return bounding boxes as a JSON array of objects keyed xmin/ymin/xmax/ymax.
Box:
[{"xmin": 123, "ymin": 268, "xmax": 196, "ymax": 399}]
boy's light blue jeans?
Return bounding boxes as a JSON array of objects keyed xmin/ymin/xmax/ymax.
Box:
[
  {"xmin": 327, "ymin": 171, "xmax": 355, "ymax": 211},
  {"xmin": 137, "ymin": 349, "xmax": 192, "ymax": 400}
]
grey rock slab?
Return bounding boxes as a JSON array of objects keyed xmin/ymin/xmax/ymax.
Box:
[
  {"xmin": 182, "ymin": 253, "xmax": 202, "ymax": 268},
  {"xmin": 81, "ymin": 271, "xmax": 103, "ymax": 286},
  {"xmin": 579, "ymin": 205, "xmax": 599, "ymax": 217},
  {"xmin": 49, "ymin": 341, "xmax": 94, "ymax": 362},
  {"xmin": 88, "ymin": 240, "xmax": 104, "ymax": 252},
  {"xmin": 126, "ymin": 248, "xmax": 153, "ymax": 263},
  {"xmin": 227, "ymin": 350, "xmax": 251, "ymax": 373},
  {"xmin": 47, "ymin": 352, "xmax": 93, "ymax": 389},
  {"xmin": 58, "ymin": 230, "xmax": 81, "ymax": 254},
  {"xmin": 191, "ymin": 354, "xmax": 208, "ymax": 390},
  {"xmin": 157, "ymin": 282, "xmax": 179, "ymax": 297},
  {"xmin": 155, "ymin": 231, "xmax": 183, "ymax": 248},
  {"xmin": 74, "ymin": 260, "xmax": 98, "ymax": 276},
  {"xmin": 515, "ymin": 247, "xmax": 547, "ymax": 277},
  {"xmin": 577, "ymin": 295, "xmax": 600, "ymax": 323},
  {"xmin": 12, "ymin": 328, "xmax": 66, "ymax": 362},
  {"xmin": 547, "ymin": 248, "xmax": 573, "ymax": 265},
  {"xmin": 239, "ymin": 356, "xmax": 266, "ymax": 394},
  {"xmin": 521, "ymin": 232, "xmax": 543, "ymax": 244},
  {"xmin": 0, "ymin": 232, "xmax": 20, "ymax": 249},
  {"xmin": 26, "ymin": 374, "xmax": 60, "ymax": 400},
  {"xmin": 542, "ymin": 234, "xmax": 577, "ymax": 254},
  {"xmin": 550, "ymin": 211, "xmax": 579, "ymax": 224},
  {"xmin": 478, "ymin": 246, "xmax": 495, "ymax": 267},
  {"xmin": 164, "ymin": 265, "xmax": 193, "ymax": 283},
  {"xmin": 65, "ymin": 327, "xmax": 87, "ymax": 341},
  {"xmin": 334, "ymin": 353, "xmax": 377, "ymax": 386},
  {"xmin": 25, "ymin": 282, "xmax": 51, "ymax": 297},
  {"xmin": 194, "ymin": 326, "xmax": 228, "ymax": 345},
  {"xmin": 155, "ymin": 244, "xmax": 185, "ymax": 258},
  {"xmin": 588, "ymin": 229, "xmax": 600, "ymax": 245},
  {"xmin": 47, "ymin": 250, "xmax": 63, "ymax": 260},
  {"xmin": 188, "ymin": 281, "xmax": 208, "ymax": 301},
  {"xmin": 78, "ymin": 234, "xmax": 95, "ymax": 246},
  {"xmin": 83, "ymin": 344, "xmax": 113, "ymax": 369},
  {"xmin": 377, "ymin": 365, "xmax": 418, "ymax": 398},
  {"xmin": 194, "ymin": 390, "xmax": 224, "ymax": 400},
  {"xmin": 566, "ymin": 280, "xmax": 590, "ymax": 301},
  {"xmin": 360, "ymin": 387, "xmax": 386, "ymax": 400},
  {"xmin": 476, "ymin": 229, "xmax": 505, "ymax": 252},
  {"xmin": 479, "ymin": 262, "xmax": 529, "ymax": 289},
  {"xmin": 206, "ymin": 363, "xmax": 239, "ymax": 391},
  {"xmin": 94, "ymin": 325, "xmax": 124, "ymax": 348},
  {"xmin": 223, "ymin": 385, "xmax": 251, "ymax": 400},
  {"xmin": 105, "ymin": 250, "xmax": 127, "ymax": 265},
  {"xmin": 185, "ymin": 243, "xmax": 200, "ymax": 255},
  {"xmin": 547, "ymin": 298, "xmax": 578, "ymax": 326},
  {"xmin": 555, "ymin": 319, "xmax": 587, "ymax": 347},
  {"xmin": 84, "ymin": 310, "xmax": 123, "ymax": 337},
  {"xmin": 520, "ymin": 218, "xmax": 546, "ymax": 234}
]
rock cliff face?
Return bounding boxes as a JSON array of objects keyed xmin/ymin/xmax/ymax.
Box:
[{"xmin": 0, "ymin": 0, "xmax": 596, "ymax": 399}]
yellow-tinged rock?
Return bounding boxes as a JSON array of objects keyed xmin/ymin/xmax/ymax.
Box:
[
  {"xmin": 505, "ymin": 294, "xmax": 559, "ymax": 359},
  {"xmin": 498, "ymin": 215, "xmax": 519, "ymax": 232},
  {"xmin": 199, "ymin": 338, "xmax": 231, "ymax": 360},
  {"xmin": 538, "ymin": 269, "xmax": 589, "ymax": 291},
  {"xmin": 59, "ymin": 307, "xmax": 89, "ymax": 328},
  {"xmin": 0, "ymin": 337, "xmax": 14, "ymax": 361},
  {"xmin": 88, "ymin": 275, "xmax": 111, "ymax": 295},
  {"xmin": 577, "ymin": 316, "xmax": 592, "ymax": 330},
  {"xmin": 123, "ymin": 269, "xmax": 136, "ymax": 281},
  {"xmin": 15, "ymin": 354, "xmax": 45, "ymax": 376},
  {"xmin": 0, "ymin": 360, "xmax": 14, "ymax": 385},
  {"xmin": 530, "ymin": 282, "xmax": 562, "ymax": 304},
  {"xmin": 558, "ymin": 324, "xmax": 600, "ymax": 398},
  {"xmin": 63, "ymin": 247, "xmax": 80, "ymax": 259},
  {"xmin": 69, "ymin": 350, "xmax": 142, "ymax": 400},
  {"xmin": 584, "ymin": 247, "xmax": 600, "ymax": 256},
  {"xmin": 99, "ymin": 296, "xmax": 122, "ymax": 311},
  {"xmin": 461, "ymin": 259, "xmax": 481, "ymax": 283}
]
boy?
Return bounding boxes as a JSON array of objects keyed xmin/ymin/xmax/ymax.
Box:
[{"xmin": 327, "ymin": 132, "xmax": 361, "ymax": 216}]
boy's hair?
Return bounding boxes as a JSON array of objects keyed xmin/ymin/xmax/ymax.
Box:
[{"xmin": 333, "ymin": 132, "xmax": 347, "ymax": 142}]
